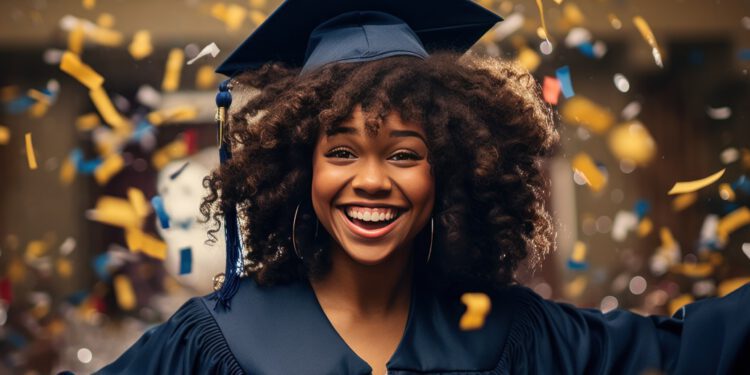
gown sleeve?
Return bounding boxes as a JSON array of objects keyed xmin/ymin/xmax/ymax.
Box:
[
  {"xmin": 500, "ymin": 282, "xmax": 750, "ymax": 374},
  {"xmin": 94, "ymin": 297, "xmax": 244, "ymax": 375}
]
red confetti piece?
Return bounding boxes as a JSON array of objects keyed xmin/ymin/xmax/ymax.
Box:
[{"xmin": 543, "ymin": 76, "xmax": 561, "ymax": 105}]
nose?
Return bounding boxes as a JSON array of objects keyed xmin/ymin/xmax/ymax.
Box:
[{"xmin": 351, "ymin": 158, "xmax": 392, "ymax": 195}]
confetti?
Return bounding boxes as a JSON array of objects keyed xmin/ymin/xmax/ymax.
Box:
[
  {"xmin": 147, "ymin": 105, "xmax": 199, "ymax": 126},
  {"xmin": 667, "ymin": 168, "xmax": 725, "ymax": 195},
  {"xmin": 93, "ymin": 153, "xmax": 124, "ymax": 185},
  {"xmin": 0, "ymin": 126, "xmax": 9, "ymax": 145},
  {"xmin": 720, "ymin": 148, "xmax": 739, "ymax": 164},
  {"xmin": 60, "ymin": 237, "xmax": 77, "ymax": 255},
  {"xmin": 187, "ymin": 42, "xmax": 220, "ymax": 65},
  {"xmin": 608, "ymin": 121, "xmax": 657, "ymax": 167},
  {"xmin": 152, "ymin": 138, "xmax": 188, "ymax": 170},
  {"xmin": 668, "ymin": 294, "xmax": 693, "ymax": 317},
  {"xmin": 706, "ymin": 106, "xmax": 731, "ymax": 120},
  {"xmin": 459, "ymin": 292, "xmax": 491, "ymax": 330},
  {"xmin": 493, "ymin": 13, "xmax": 524, "ymax": 42},
  {"xmin": 637, "ymin": 217, "xmax": 653, "ymax": 237},
  {"xmin": 608, "ymin": 13, "xmax": 622, "ymax": 30},
  {"xmin": 534, "ymin": 0, "xmax": 550, "ymax": 46},
  {"xmin": 68, "ymin": 24, "xmax": 85, "ymax": 55},
  {"xmin": 561, "ymin": 3, "xmax": 584, "ymax": 27},
  {"xmin": 196, "ymin": 65, "xmax": 217, "ymax": 90},
  {"xmin": 25, "ymin": 133, "xmax": 38, "ymax": 170},
  {"xmin": 82, "ymin": 0, "xmax": 96, "ymax": 10},
  {"xmin": 561, "ymin": 96, "xmax": 614, "ymax": 134},
  {"xmin": 57, "ymin": 258, "xmax": 73, "ymax": 278},
  {"xmin": 567, "ymin": 241, "xmax": 588, "ymax": 270},
  {"xmin": 169, "ymin": 161, "xmax": 190, "ymax": 180},
  {"xmin": 555, "ymin": 65, "xmax": 574, "ymax": 98},
  {"xmin": 717, "ymin": 207, "xmax": 750, "ymax": 243},
  {"xmin": 672, "ymin": 262, "xmax": 713, "ymax": 278},
  {"xmin": 60, "ymin": 156, "xmax": 76, "ymax": 185},
  {"xmin": 140, "ymin": 232, "xmax": 167, "ymax": 260},
  {"xmin": 89, "ymin": 86, "xmax": 129, "ymax": 131},
  {"xmin": 572, "ymin": 152, "xmax": 606, "ymax": 192},
  {"xmin": 136, "ymin": 85, "xmax": 162, "ymax": 108},
  {"xmin": 718, "ymin": 183, "xmax": 735, "ymax": 201},
  {"xmin": 564, "ymin": 27, "xmax": 591, "ymax": 48},
  {"xmin": 179, "ymin": 247, "xmax": 192, "ymax": 275},
  {"xmin": 611, "ymin": 211, "xmax": 637, "ymax": 242},
  {"xmin": 87, "ymin": 196, "xmax": 141, "ymax": 228},
  {"xmin": 742, "ymin": 243, "xmax": 750, "ymax": 260},
  {"xmin": 113, "ymin": 275, "xmax": 136, "ymax": 311},
  {"xmin": 162, "ymin": 48, "xmax": 184, "ymax": 92},
  {"xmin": 565, "ymin": 275, "xmax": 588, "ymax": 299},
  {"xmin": 671, "ymin": 192, "xmax": 697, "ymax": 211},
  {"xmin": 718, "ymin": 277, "xmax": 750, "ymax": 297},
  {"xmin": 127, "ymin": 188, "xmax": 150, "ymax": 218},
  {"xmin": 25, "ymin": 240, "xmax": 48, "ymax": 262},
  {"xmin": 75, "ymin": 113, "xmax": 101, "ymax": 131},
  {"xmin": 128, "ymin": 30, "xmax": 153, "ymax": 60},
  {"xmin": 542, "ymin": 77, "xmax": 561, "ymax": 105},
  {"xmin": 151, "ymin": 195, "xmax": 170, "ymax": 229},
  {"xmin": 516, "ymin": 46, "xmax": 541, "ymax": 72},
  {"xmin": 211, "ymin": 3, "xmax": 248, "ymax": 31},
  {"xmin": 86, "ymin": 26, "xmax": 124, "ymax": 47},
  {"xmin": 633, "ymin": 16, "xmax": 663, "ymax": 68},
  {"xmin": 59, "ymin": 52, "xmax": 104, "ymax": 90}
]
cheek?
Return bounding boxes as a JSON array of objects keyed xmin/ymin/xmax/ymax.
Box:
[
  {"xmin": 310, "ymin": 160, "xmax": 346, "ymax": 218},
  {"xmin": 397, "ymin": 166, "xmax": 435, "ymax": 211}
]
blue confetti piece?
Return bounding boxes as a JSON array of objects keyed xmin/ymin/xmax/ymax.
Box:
[
  {"xmin": 151, "ymin": 195, "xmax": 170, "ymax": 229},
  {"xmin": 732, "ymin": 175, "xmax": 750, "ymax": 194},
  {"xmin": 555, "ymin": 66, "xmax": 575, "ymax": 98},
  {"xmin": 722, "ymin": 202, "xmax": 741, "ymax": 215},
  {"xmin": 131, "ymin": 120, "xmax": 155, "ymax": 141},
  {"xmin": 66, "ymin": 290, "xmax": 89, "ymax": 306},
  {"xmin": 179, "ymin": 247, "xmax": 192, "ymax": 275},
  {"xmin": 5, "ymin": 96, "xmax": 35, "ymax": 114},
  {"xmin": 567, "ymin": 259, "xmax": 589, "ymax": 271},
  {"xmin": 92, "ymin": 253, "xmax": 111, "ymax": 281},
  {"xmin": 739, "ymin": 49, "xmax": 750, "ymax": 61},
  {"xmin": 634, "ymin": 199, "xmax": 650, "ymax": 220},
  {"xmin": 577, "ymin": 42, "xmax": 595, "ymax": 58},
  {"xmin": 7, "ymin": 331, "xmax": 28, "ymax": 348}
]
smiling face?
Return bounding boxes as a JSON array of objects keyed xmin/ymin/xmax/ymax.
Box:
[{"xmin": 311, "ymin": 105, "xmax": 435, "ymax": 266}]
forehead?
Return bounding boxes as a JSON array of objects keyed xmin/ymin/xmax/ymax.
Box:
[{"xmin": 324, "ymin": 106, "xmax": 425, "ymax": 140}]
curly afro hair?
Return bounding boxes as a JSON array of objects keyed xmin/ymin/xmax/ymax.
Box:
[{"xmin": 201, "ymin": 52, "xmax": 559, "ymax": 293}]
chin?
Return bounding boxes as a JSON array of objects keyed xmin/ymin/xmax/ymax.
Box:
[{"xmin": 343, "ymin": 245, "xmax": 399, "ymax": 266}]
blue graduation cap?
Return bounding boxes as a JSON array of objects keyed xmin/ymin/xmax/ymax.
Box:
[{"xmin": 212, "ymin": 0, "xmax": 502, "ymax": 309}]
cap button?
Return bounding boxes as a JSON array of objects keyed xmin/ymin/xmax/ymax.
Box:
[{"xmin": 213, "ymin": 273, "xmax": 226, "ymax": 291}]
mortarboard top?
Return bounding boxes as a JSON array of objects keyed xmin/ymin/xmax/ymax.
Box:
[{"xmin": 216, "ymin": 0, "xmax": 503, "ymax": 77}]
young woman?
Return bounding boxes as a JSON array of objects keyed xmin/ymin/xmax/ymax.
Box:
[{"xmin": 96, "ymin": 1, "xmax": 750, "ymax": 374}]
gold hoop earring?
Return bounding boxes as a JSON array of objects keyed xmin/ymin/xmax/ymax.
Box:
[{"xmin": 426, "ymin": 216, "xmax": 434, "ymax": 264}]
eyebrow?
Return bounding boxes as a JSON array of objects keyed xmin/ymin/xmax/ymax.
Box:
[{"xmin": 327, "ymin": 126, "xmax": 426, "ymax": 143}]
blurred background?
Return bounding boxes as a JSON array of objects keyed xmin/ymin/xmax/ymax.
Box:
[{"xmin": 0, "ymin": 0, "xmax": 748, "ymax": 373}]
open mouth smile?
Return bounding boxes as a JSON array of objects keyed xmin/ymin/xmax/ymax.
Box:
[{"xmin": 338, "ymin": 206, "xmax": 405, "ymax": 239}]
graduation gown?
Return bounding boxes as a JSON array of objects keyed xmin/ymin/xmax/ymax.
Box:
[{"xmin": 95, "ymin": 276, "xmax": 750, "ymax": 375}]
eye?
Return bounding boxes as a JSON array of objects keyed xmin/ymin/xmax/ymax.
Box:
[
  {"xmin": 390, "ymin": 151, "xmax": 421, "ymax": 161},
  {"xmin": 325, "ymin": 147, "xmax": 355, "ymax": 159}
]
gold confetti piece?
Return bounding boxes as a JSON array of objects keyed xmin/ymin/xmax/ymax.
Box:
[
  {"xmin": 659, "ymin": 227, "xmax": 675, "ymax": 249},
  {"xmin": 57, "ymin": 258, "xmax": 73, "ymax": 278},
  {"xmin": 667, "ymin": 169, "xmax": 726, "ymax": 195},
  {"xmin": 459, "ymin": 293, "xmax": 491, "ymax": 330},
  {"xmin": 553, "ymin": 0, "xmax": 563, "ymax": 4},
  {"xmin": 147, "ymin": 105, "xmax": 199, "ymax": 125},
  {"xmin": 8, "ymin": 257, "xmax": 26, "ymax": 283},
  {"xmin": 25, "ymin": 240, "xmax": 48, "ymax": 261},
  {"xmin": 211, "ymin": 3, "xmax": 248, "ymax": 31},
  {"xmin": 152, "ymin": 139, "xmax": 188, "ymax": 170},
  {"xmin": 75, "ymin": 112, "xmax": 101, "ymax": 131},
  {"xmin": 718, "ymin": 183, "xmax": 735, "ymax": 201},
  {"xmin": 717, "ymin": 207, "xmax": 750, "ymax": 243},
  {"xmin": 127, "ymin": 188, "xmax": 150, "ymax": 218},
  {"xmin": 87, "ymin": 27, "xmax": 124, "ymax": 47},
  {"xmin": 162, "ymin": 48, "xmax": 184, "ymax": 92},
  {"xmin": 83, "ymin": 0, "xmax": 96, "ymax": 10},
  {"xmin": 89, "ymin": 86, "xmax": 128, "ymax": 130},
  {"xmin": 60, "ymin": 51, "xmax": 105, "ymax": 90},
  {"xmin": 1, "ymin": 85, "xmax": 20, "ymax": 101},
  {"xmin": 94, "ymin": 153, "xmax": 124, "ymax": 185},
  {"xmin": 68, "ymin": 24, "xmax": 85, "ymax": 55},
  {"xmin": 249, "ymin": 0, "xmax": 267, "ymax": 8},
  {"xmin": 516, "ymin": 46, "xmax": 541, "ymax": 72},
  {"xmin": 97, "ymin": 13, "xmax": 114, "ymax": 28},
  {"xmin": 671, "ymin": 192, "xmax": 697, "ymax": 212},
  {"xmin": 31, "ymin": 303, "xmax": 51, "ymax": 320},
  {"xmin": 637, "ymin": 217, "xmax": 653, "ymax": 237},
  {"xmin": 633, "ymin": 16, "xmax": 663, "ymax": 68},
  {"xmin": 561, "ymin": 96, "xmax": 614, "ymax": 134},
  {"xmin": 672, "ymin": 262, "xmax": 713, "ymax": 278},
  {"xmin": 0, "ymin": 126, "xmax": 10, "ymax": 145},
  {"xmin": 89, "ymin": 196, "xmax": 141, "ymax": 228},
  {"xmin": 28, "ymin": 101, "xmax": 50, "ymax": 118},
  {"xmin": 742, "ymin": 148, "xmax": 750, "ymax": 170},
  {"xmin": 60, "ymin": 157, "xmax": 76, "ymax": 185},
  {"xmin": 124, "ymin": 228, "xmax": 143, "ymax": 251},
  {"xmin": 114, "ymin": 275, "xmax": 137, "ymax": 311},
  {"xmin": 27, "ymin": 89, "xmax": 50, "ymax": 104},
  {"xmin": 608, "ymin": 121, "xmax": 656, "ymax": 166},
  {"xmin": 572, "ymin": 152, "xmax": 606, "ymax": 192},
  {"xmin": 25, "ymin": 133, "xmax": 38, "ymax": 170},
  {"xmin": 140, "ymin": 233, "xmax": 167, "ymax": 260},
  {"xmin": 570, "ymin": 241, "xmax": 586, "ymax": 263},
  {"xmin": 668, "ymin": 294, "xmax": 693, "ymax": 316},
  {"xmin": 534, "ymin": 0, "xmax": 550, "ymax": 45},
  {"xmin": 608, "ymin": 13, "xmax": 622, "ymax": 30},
  {"xmin": 565, "ymin": 274, "xmax": 588, "ymax": 299},
  {"xmin": 718, "ymin": 277, "xmax": 750, "ymax": 297},
  {"xmin": 128, "ymin": 30, "xmax": 153, "ymax": 60},
  {"xmin": 248, "ymin": 10, "xmax": 268, "ymax": 27},
  {"xmin": 562, "ymin": 3, "xmax": 584, "ymax": 27},
  {"xmin": 196, "ymin": 65, "xmax": 217, "ymax": 90}
]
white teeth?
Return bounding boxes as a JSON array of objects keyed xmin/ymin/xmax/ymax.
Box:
[{"xmin": 345, "ymin": 206, "xmax": 400, "ymax": 222}]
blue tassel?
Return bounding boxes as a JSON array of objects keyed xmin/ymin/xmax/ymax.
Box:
[{"xmin": 213, "ymin": 79, "xmax": 242, "ymax": 311}]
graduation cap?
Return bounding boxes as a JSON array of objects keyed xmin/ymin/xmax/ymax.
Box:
[{"xmin": 212, "ymin": 0, "xmax": 502, "ymax": 309}]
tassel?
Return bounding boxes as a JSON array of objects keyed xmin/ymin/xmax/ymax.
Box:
[{"xmin": 213, "ymin": 79, "xmax": 242, "ymax": 311}]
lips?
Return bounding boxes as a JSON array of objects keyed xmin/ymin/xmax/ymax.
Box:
[{"xmin": 338, "ymin": 207, "xmax": 405, "ymax": 239}]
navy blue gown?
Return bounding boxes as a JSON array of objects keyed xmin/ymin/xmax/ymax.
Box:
[{"xmin": 95, "ymin": 275, "xmax": 750, "ymax": 374}]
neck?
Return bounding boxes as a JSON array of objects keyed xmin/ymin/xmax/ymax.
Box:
[{"xmin": 310, "ymin": 243, "xmax": 414, "ymax": 317}]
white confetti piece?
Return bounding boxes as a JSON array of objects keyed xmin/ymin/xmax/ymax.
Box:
[{"xmin": 186, "ymin": 42, "xmax": 220, "ymax": 65}]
